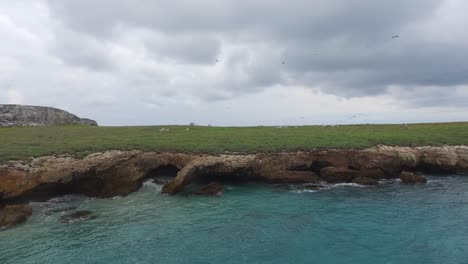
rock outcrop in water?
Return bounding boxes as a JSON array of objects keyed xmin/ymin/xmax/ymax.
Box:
[
  {"xmin": 1, "ymin": 145, "xmax": 468, "ymax": 230},
  {"xmin": 0, "ymin": 104, "xmax": 97, "ymax": 127},
  {"xmin": 400, "ymin": 171, "xmax": 427, "ymax": 184},
  {"xmin": 0, "ymin": 204, "xmax": 32, "ymax": 230},
  {"xmin": 351, "ymin": 176, "xmax": 379, "ymax": 185},
  {"xmin": 61, "ymin": 210, "xmax": 96, "ymax": 223},
  {"xmin": 193, "ymin": 182, "xmax": 224, "ymax": 196}
]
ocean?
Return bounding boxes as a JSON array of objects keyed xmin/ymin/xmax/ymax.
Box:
[{"xmin": 1, "ymin": 176, "xmax": 467, "ymax": 264}]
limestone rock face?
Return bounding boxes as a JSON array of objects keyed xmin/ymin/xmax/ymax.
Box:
[
  {"xmin": 0, "ymin": 104, "xmax": 97, "ymax": 127},
  {"xmin": 320, "ymin": 167, "xmax": 358, "ymax": 183},
  {"xmin": 0, "ymin": 146, "xmax": 467, "ymax": 231},
  {"xmin": 0, "ymin": 151, "xmax": 194, "ymax": 200},
  {"xmin": 0, "ymin": 146, "xmax": 467, "ymax": 200},
  {"xmin": 0, "ymin": 204, "xmax": 32, "ymax": 230}
]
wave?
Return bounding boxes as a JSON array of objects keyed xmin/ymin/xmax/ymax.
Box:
[
  {"xmin": 328, "ymin": 183, "xmax": 369, "ymax": 188},
  {"xmin": 291, "ymin": 189, "xmax": 317, "ymax": 194}
]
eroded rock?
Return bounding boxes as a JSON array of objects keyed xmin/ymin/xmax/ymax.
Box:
[
  {"xmin": 61, "ymin": 210, "xmax": 96, "ymax": 223},
  {"xmin": 44, "ymin": 206, "xmax": 78, "ymax": 216},
  {"xmin": 193, "ymin": 182, "xmax": 224, "ymax": 196},
  {"xmin": 0, "ymin": 151, "xmax": 194, "ymax": 200},
  {"xmin": 320, "ymin": 167, "xmax": 358, "ymax": 183},
  {"xmin": 0, "ymin": 204, "xmax": 32, "ymax": 230},
  {"xmin": 0, "ymin": 146, "xmax": 467, "ymax": 199},
  {"xmin": 152, "ymin": 179, "xmax": 169, "ymax": 185},
  {"xmin": 352, "ymin": 176, "xmax": 379, "ymax": 185},
  {"xmin": 400, "ymin": 171, "xmax": 427, "ymax": 184}
]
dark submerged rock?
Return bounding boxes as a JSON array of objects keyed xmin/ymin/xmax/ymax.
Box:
[
  {"xmin": 0, "ymin": 204, "xmax": 32, "ymax": 230},
  {"xmin": 44, "ymin": 206, "xmax": 78, "ymax": 216},
  {"xmin": 61, "ymin": 210, "xmax": 96, "ymax": 223},
  {"xmin": 400, "ymin": 171, "xmax": 427, "ymax": 184},
  {"xmin": 193, "ymin": 182, "xmax": 224, "ymax": 196},
  {"xmin": 352, "ymin": 176, "xmax": 379, "ymax": 185}
]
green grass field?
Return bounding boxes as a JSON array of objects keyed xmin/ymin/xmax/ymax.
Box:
[{"xmin": 0, "ymin": 122, "xmax": 467, "ymax": 163}]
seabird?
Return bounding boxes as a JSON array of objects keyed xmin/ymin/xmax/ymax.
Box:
[{"xmin": 392, "ymin": 35, "xmax": 400, "ymax": 39}]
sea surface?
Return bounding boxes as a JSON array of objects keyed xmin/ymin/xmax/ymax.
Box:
[{"xmin": 1, "ymin": 176, "xmax": 468, "ymax": 264}]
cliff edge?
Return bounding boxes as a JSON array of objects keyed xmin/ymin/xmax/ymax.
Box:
[{"xmin": 0, "ymin": 104, "xmax": 97, "ymax": 127}]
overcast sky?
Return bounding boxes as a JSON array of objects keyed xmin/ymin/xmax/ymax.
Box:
[{"xmin": 1, "ymin": 0, "xmax": 467, "ymax": 126}]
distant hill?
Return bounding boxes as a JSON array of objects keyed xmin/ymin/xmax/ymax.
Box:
[{"xmin": 0, "ymin": 104, "xmax": 97, "ymax": 127}]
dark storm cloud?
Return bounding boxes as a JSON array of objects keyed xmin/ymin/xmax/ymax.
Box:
[{"xmin": 45, "ymin": 0, "xmax": 468, "ymax": 104}]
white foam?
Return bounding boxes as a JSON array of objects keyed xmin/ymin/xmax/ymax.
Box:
[
  {"xmin": 329, "ymin": 183, "xmax": 368, "ymax": 188},
  {"xmin": 291, "ymin": 189, "xmax": 317, "ymax": 194},
  {"xmin": 143, "ymin": 180, "xmax": 159, "ymax": 187},
  {"xmin": 378, "ymin": 178, "xmax": 401, "ymax": 184},
  {"xmin": 141, "ymin": 180, "xmax": 163, "ymax": 192}
]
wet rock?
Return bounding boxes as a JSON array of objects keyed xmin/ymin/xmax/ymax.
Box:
[
  {"xmin": 0, "ymin": 151, "xmax": 194, "ymax": 200},
  {"xmin": 266, "ymin": 171, "xmax": 320, "ymax": 184},
  {"xmin": 352, "ymin": 176, "xmax": 379, "ymax": 186},
  {"xmin": 320, "ymin": 167, "xmax": 358, "ymax": 183},
  {"xmin": 400, "ymin": 171, "xmax": 427, "ymax": 184},
  {"xmin": 44, "ymin": 206, "xmax": 78, "ymax": 216},
  {"xmin": 152, "ymin": 179, "xmax": 169, "ymax": 185},
  {"xmin": 193, "ymin": 182, "xmax": 224, "ymax": 196},
  {"xmin": 0, "ymin": 204, "xmax": 32, "ymax": 230},
  {"xmin": 356, "ymin": 169, "xmax": 387, "ymax": 179},
  {"xmin": 60, "ymin": 210, "xmax": 96, "ymax": 223},
  {"xmin": 2, "ymin": 146, "xmax": 468, "ymax": 198}
]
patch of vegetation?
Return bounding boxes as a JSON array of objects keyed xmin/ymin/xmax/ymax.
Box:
[{"xmin": 1, "ymin": 122, "xmax": 467, "ymax": 162}]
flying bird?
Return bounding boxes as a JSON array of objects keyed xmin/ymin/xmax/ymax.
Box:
[
  {"xmin": 349, "ymin": 113, "xmax": 364, "ymax": 120},
  {"xmin": 392, "ymin": 35, "xmax": 400, "ymax": 39},
  {"xmin": 282, "ymin": 61, "xmax": 285, "ymax": 65}
]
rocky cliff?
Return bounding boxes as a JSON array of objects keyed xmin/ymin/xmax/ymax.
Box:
[
  {"xmin": 0, "ymin": 104, "xmax": 97, "ymax": 127},
  {"xmin": 1, "ymin": 146, "xmax": 468, "ymax": 230}
]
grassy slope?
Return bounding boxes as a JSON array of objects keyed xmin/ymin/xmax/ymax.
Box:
[{"xmin": 0, "ymin": 122, "xmax": 467, "ymax": 162}]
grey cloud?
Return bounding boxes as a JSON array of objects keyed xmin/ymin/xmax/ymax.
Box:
[
  {"xmin": 51, "ymin": 31, "xmax": 114, "ymax": 71},
  {"xmin": 1, "ymin": 0, "xmax": 467, "ymax": 127},
  {"xmin": 48, "ymin": 0, "xmax": 440, "ymax": 38},
  {"xmin": 45, "ymin": 0, "xmax": 468, "ymax": 104},
  {"xmin": 390, "ymin": 86, "xmax": 468, "ymax": 108},
  {"xmin": 142, "ymin": 32, "xmax": 221, "ymax": 64}
]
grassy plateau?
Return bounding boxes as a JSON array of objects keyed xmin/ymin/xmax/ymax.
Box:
[{"xmin": 0, "ymin": 122, "xmax": 467, "ymax": 163}]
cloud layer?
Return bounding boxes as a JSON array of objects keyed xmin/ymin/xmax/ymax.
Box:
[{"xmin": 0, "ymin": 0, "xmax": 467, "ymax": 125}]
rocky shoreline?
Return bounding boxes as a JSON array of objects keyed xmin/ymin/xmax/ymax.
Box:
[{"xmin": 1, "ymin": 145, "xmax": 468, "ymax": 230}]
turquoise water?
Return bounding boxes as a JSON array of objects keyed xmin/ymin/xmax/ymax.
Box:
[{"xmin": 1, "ymin": 176, "xmax": 468, "ymax": 264}]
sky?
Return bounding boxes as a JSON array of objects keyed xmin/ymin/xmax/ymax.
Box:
[{"xmin": 1, "ymin": 0, "xmax": 467, "ymax": 126}]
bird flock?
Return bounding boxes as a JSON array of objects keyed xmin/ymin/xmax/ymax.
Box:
[{"xmin": 202, "ymin": 35, "xmax": 401, "ymax": 127}]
